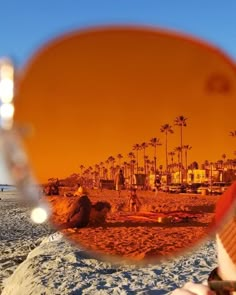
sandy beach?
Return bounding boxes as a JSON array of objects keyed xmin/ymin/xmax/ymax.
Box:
[
  {"xmin": 48, "ymin": 189, "xmax": 219, "ymax": 263},
  {"xmin": 0, "ymin": 190, "xmax": 54, "ymax": 293},
  {"xmin": 1, "ymin": 189, "xmax": 219, "ymax": 294}
]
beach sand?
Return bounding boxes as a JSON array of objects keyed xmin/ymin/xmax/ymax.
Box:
[
  {"xmin": 48, "ymin": 189, "xmax": 219, "ymax": 263},
  {"xmin": 1, "ymin": 189, "xmax": 219, "ymax": 294},
  {"xmin": 0, "ymin": 191, "xmax": 54, "ymax": 293}
]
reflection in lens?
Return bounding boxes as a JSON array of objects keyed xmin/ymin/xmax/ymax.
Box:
[{"xmin": 14, "ymin": 27, "xmax": 236, "ymax": 264}]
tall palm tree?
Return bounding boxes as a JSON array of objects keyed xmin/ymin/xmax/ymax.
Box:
[
  {"xmin": 79, "ymin": 165, "xmax": 85, "ymax": 175},
  {"xmin": 140, "ymin": 142, "xmax": 149, "ymax": 174},
  {"xmin": 160, "ymin": 124, "xmax": 174, "ymax": 173},
  {"xmin": 117, "ymin": 154, "xmax": 123, "ymax": 167},
  {"xmin": 168, "ymin": 151, "xmax": 175, "ymax": 172},
  {"xmin": 123, "ymin": 161, "xmax": 128, "ymax": 178},
  {"xmin": 128, "ymin": 152, "xmax": 135, "ymax": 160},
  {"xmin": 149, "ymin": 137, "xmax": 162, "ymax": 177},
  {"xmin": 107, "ymin": 156, "xmax": 115, "ymax": 179},
  {"xmin": 133, "ymin": 144, "xmax": 141, "ymax": 173},
  {"xmin": 146, "ymin": 158, "xmax": 151, "ymax": 174},
  {"xmin": 182, "ymin": 145, "xmax": 192, "ymax": 181},
  {"xmin": 222, "ymin": 153, "xmax": 226, "ymax": 170},
  {"xmin": 99, "ymin": 162, "xmax": 104, "ymax": 178},
  {"xmin": 174, "ymin": 116, "xmax": 187, "ymax": 183},
  {"xmin": 174, "ymin": 146, "xmax": 182, "ymax": 183},
  {"xmin": 128, "ymin": 152, "xmax": 135, "ymax": 178},
  {"xmin": 174, "ymin": 147, "xmax": 182, "ymax": 166}
]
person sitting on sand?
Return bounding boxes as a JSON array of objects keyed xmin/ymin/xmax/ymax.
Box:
[
  {"xmin": 171, "ymin": 182, "xmax": 236, "ymax": 295},
  {"xmin": 64, "ymin": 183, "xmax": 84, "ymax": 197},
  {"xmin": 61, "ymin": 195, "xmax": 92, "ymax": 229},
  {"xmin": 74, "ymin": 183, "xmax": 84, "ymax": 196},
  {"xmin": 128, "ymin": 188, "xmax": 141, "ymax": 213}
]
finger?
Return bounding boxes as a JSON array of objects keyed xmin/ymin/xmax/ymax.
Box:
[{"xmin": 184, "ymin": 282, "xmax": 215, "ymax": 295}]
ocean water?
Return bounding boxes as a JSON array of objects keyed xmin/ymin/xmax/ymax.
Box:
[{"xmin": 0, "ymin": 185, "xmax": 16, "ymax": 192}]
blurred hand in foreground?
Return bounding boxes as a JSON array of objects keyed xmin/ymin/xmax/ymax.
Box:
[{"xmin": 171, "ymin": 281, "xmax": 215, "ymax": 295}]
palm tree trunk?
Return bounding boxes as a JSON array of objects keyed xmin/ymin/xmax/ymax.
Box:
[
  {"xmin": 136, "ymin": 151, "xmax": 139, "ymax": 173},
  {"xmin": 143, "ymin": 149, "xmax": 146, "ymax": 175},
  {"xmin": 185, "ymin": 150, "xmax": 188, "ymax": 182},
  {"xmin": 154, "ymin": 146, "xmax": 157, "ymax": 178},
  {"xmin": 180, "ymin": 126, "xmax": 183, "ymax": 183},
  {"xmin": 165, "ymin": 132, "xmax": 168, "ymax": 173}
]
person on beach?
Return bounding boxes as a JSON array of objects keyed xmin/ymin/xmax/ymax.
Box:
[
  {"xmin": 128, "ymin": 188, "xmax": 141, "ymax": 212},
  {"xmin": 171, "ymin": 182, "xmax": 236, "ymax": 295},
  {"xmin": 74, "ymin": 183, "xmax": 84, "ymax": 196},
  {"xmin": 115, "ymin": 169, "xmax": 125, "ymax": 197},
  {"xmin": 64, "ymin": 183, "xmax": 85, "ymax": 197},
  {"xmin": 61, "ymin": 195, "xmax": 92, "ymax": 228}
]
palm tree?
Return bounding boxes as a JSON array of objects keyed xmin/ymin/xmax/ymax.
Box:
[
  {"xmin": 150, "ymin": 160, "xmax": 155, "ymax": 173},
  {"xmin": 174, "ymin": 146, "xmax": 182, "ymax": 182},
  {"xmin": 146, "ymin": 158, "xmax": 151, "ymax": 174},
  {"xmin": 128, "ymin": 152, "xmax": 135, "ymax": 160},
  {"xmin": 107, "ymin": 156, "xmax": 115, "ymax": 179},
  {"xmin": 149, "ymin": 137, "xmax": 162, "ymax": 177},
  {"xmin": 222, "ymin": 153, "xmax": 226, "ymax": 170},
  {"xmin": 128, "ymin": 152, "xmax": 135, "ymax": 178},
  {"xmin": 174, "ymin": 147, "xmax": 182, "ymax": 166},
  {"xmin": 99, "ymin": 162, "xmax": 104, "ymax": 178},
  {"xmin": 117, "ymin": 154, "xmax": 123, "ymax": 167},
  {"xmin": 174, "ymin": 116, "xmax": 187, "ymax": 183},
  {"xmin": 168, "ymin": 151, "xmax": 175, "ymax": 172},
  {"xmin": 182, "ymin": 145, "xmax": 192, "ymax": 181},
  {"xmin": 79, "ymin": 165, "xmax": 85, "ymax": 175},
  {"xmin": 133, "ymin": 144, "xmax": 141, "ymax": 173},
  {"xmin": 160, "ymin": 124, "xmax": 174, "ymax": 173},
  {"xmin": 140, "ymin": 142, "xmax": 149, "ymax": 174},
  {"xmin": 123, "ymin": 161, "xmax": 128, "ymax": 178}
]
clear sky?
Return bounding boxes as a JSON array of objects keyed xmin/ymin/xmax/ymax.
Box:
[
  {"xmin": 1, "ymin": 1, "xmax": 236, "ymax": 65},
  {"xmin": 1, "ymin": 1, "xmax": 236, "ymax": 182}
]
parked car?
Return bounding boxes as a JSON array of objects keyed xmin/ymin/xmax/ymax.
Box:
[
  {"xmin": 186, "ymin": 183, "xmax": 202, "ymax": 194},
  {"xmin": 209, "ymin": 182, "xmax": 231, "ymax": 195},
  {"xmin": 159, "ymin": 183, "xmax": 169, "ymax": 192},
  {"xmin": 197, "ymin": 183, "xmax": 210, "ymax": 195},
  {"xmin": 169, "ymin": 183, "xmax": 186, "ymax": 193}
]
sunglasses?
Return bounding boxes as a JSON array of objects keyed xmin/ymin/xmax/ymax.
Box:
[{"xmin": 1, "ymin": 25, "xmax": 236, "ymax": 265}]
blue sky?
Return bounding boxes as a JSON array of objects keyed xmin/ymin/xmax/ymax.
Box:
[
  {"xmin": 0, "ymin": 1, "xmax": 236, "ymax": 66},
  {"xmin": 0, "ymin": 0, "xmax": 236, "ymax": 183}
]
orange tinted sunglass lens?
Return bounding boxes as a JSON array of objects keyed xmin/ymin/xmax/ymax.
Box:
[{"xmin": 14, "ymin": 26, "xmax": 236, "ymax": 264}]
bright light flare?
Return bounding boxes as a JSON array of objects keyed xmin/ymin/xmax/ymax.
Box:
[
  {"xmin": 0, "ymin": 78, "xmax": 14, "ymax": 103},
  {"xmin": 31, "ymin": 207, "xmax": 49, "ymax": 224},
  {"xmin": 0, "ymin": 103, "xmax": 14, "ymax": 119},
  {"xmin": 0, "ymin": 62, "xmax": 14, "ymax": 79},
  {"xmin": 0, "ymin": 59, "xmax": 14, "ymax": 103}
]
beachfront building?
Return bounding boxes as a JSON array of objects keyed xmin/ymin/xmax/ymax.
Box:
[
  {"xmin": 169, "ymin": 168, "xmax": 227, "ymax": 184},
  {"xmin": 170, "ymin": 169, "xmax": 207, "ymax": 184}
]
